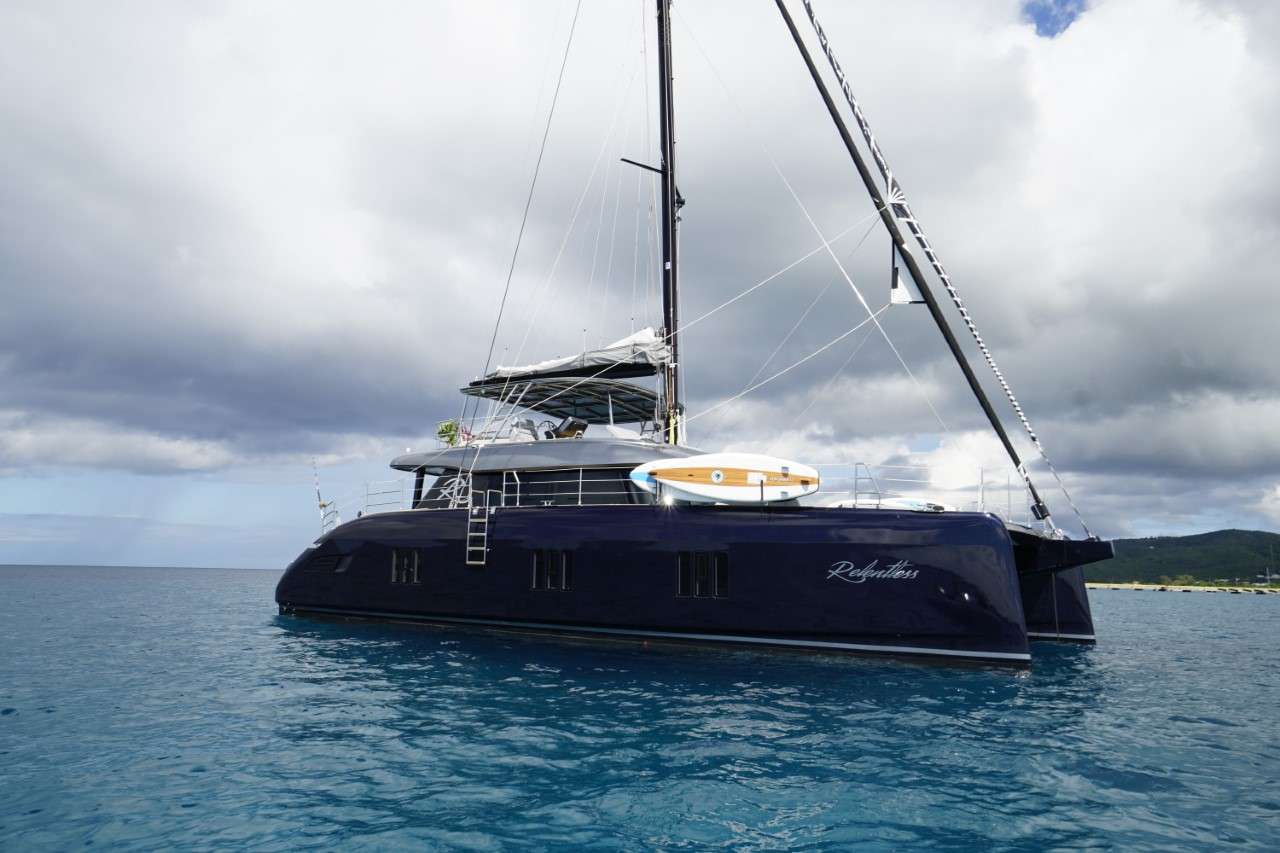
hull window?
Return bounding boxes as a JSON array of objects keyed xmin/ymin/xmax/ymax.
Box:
[
  {"xmin": 304, "ymin": 555, "xmax": 344, "ymax": 573},
  {"xmin": 532, "ymin": 550, "xmax": 547, "ymax": 589},
  {"xmin": 547, "ymin": 553, "xmax": 562, "ymax": 589},
  {"xmin": 532, "ymin": 550, "xmax": 574, "ymax": 591},
  {"xmin": 677, "ymin": 551, "xmax": 729, "ymax": 599},
  {"xmin": 390, "ymin": 548, "xmax": 420, "ymax": 585}
]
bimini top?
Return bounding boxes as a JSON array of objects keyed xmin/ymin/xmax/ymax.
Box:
[
  {"xmin": 461, "ymin": 327, "xmax": 668, "ymax": 425},
  {"xmin": 461, "ymin": 377, "xmax": 657, "ymax": 425},
  {"xmin": 391, "ymin": 437, "xmax": 699, "ymax": 475}
]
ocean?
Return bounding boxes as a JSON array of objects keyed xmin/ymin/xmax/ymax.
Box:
[{"xmin": 1, "ymin": 564, "xmax": 1277, "ymax": 851}]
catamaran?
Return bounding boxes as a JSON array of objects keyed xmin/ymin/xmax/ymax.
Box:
[{"xmin": 276, "ymin": 0, "xmax": 1113, "ymax": 664}]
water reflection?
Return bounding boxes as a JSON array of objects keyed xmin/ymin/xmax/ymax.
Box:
[
  {"xmin": 4, "ymin": 569, "xmax": 1275, "ymax": 851},
  {"xmin": 264, "ymin": 615, "xmax": 1112, "ymax": 849}
]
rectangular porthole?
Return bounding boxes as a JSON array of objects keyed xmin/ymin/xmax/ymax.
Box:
[
  {"xmin": 694, "ymin": 552, "xmax": 710, "ymax": 598},
  {"xmin": 532, "ymin": 550, "xmax": 574, "ymax": 591},
  {"xmin": 532, "ymin": 550, "xmax": 547, "ymax": 590},
  {"xmin": 304, "ymin": 555, "xmax": 341, "ymax": 573},
  {"xmin": 677, "ymin": 551, "xmax": 729, "ymax": 599},
  {"xmin": 390, "ymin": 548, "xmax": 420, "ymax": 585},
  {"xmin": 547, "ymin": 552, "xmax": 562, "ymax": 590}
]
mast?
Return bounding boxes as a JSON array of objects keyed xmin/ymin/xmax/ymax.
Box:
[
  {"xmin": 774, "ymin": 0, "xmax": 1052, "ymax": 521},
  {"xmin": 656, "ymin": 0, "xmax": 683, "ymax": 444}
]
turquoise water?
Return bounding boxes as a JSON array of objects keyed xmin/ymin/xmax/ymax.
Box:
[{"xmin": 1, "ymin": 565, "xmax": 1277, "ymax": 851}]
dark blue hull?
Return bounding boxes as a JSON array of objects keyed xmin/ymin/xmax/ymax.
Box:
[
  {"xmin": 276, "ymin": 505, "xmax": 1036, "ymax": 664},
  {"xmin": 1019, "ymin": 567, "xmax": 1096, "ymax": 642}
]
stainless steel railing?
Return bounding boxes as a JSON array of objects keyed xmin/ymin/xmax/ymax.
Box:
[
  {"xmin": 812, "ymin": 462, "xmax": 1041, "ymax": 528},
  {"xmin": 314, "ymin": 462, "xmax": 1047, "ymax": 533}
]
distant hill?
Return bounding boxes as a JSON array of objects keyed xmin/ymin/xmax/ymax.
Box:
[{"xmin": 1085, "ymin": 529, "xmax": 1280, "ymax": 584}]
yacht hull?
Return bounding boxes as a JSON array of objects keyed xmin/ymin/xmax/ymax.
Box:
[
  {"xmin": 277, "ymin": 505, "xmax": 1036, "ymax": 664},
  {"xmin": 1019, "ymin": 567, "xmax": 1096, "ymax": 642}
]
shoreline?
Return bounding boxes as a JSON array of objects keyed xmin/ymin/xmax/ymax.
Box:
[{"xmin": 1087, "ymin": 582, "xmax": 1279, "ymax": 594}]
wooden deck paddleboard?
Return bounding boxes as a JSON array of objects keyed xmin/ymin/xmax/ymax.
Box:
[{"xmin": 629, "ymin": 452, "xmax": 820, "ymax": 504}]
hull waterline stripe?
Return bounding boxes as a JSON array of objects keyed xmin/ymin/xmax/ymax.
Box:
[
  {"xmin": 1027, "ymin": 631, "xmax": 1096, "ymax": 642},
  {"xmin": 283, "ymin": 605, "xmax": 1032, "ymax": 662}
]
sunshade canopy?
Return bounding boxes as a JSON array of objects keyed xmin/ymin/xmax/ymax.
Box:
[{"xmin": 461, "ymin": 377, "xmax": 658, "ymax": 425}]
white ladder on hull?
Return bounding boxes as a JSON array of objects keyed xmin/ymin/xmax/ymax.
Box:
[{"xmin": 465, "ymin": 489, "xmax": 501, "ymax": 566}]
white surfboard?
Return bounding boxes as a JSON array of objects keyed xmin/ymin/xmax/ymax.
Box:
[{"xmin": 630, "ymin": 452, "xmax": 820, "ymax": 504}]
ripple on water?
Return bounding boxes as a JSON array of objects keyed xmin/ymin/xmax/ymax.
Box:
[{"xmin": 0, "ymin": 566, "xmax": 1278, "ymax": 851}]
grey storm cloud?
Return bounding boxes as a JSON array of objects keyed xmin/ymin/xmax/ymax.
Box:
[{"xmin": 1, "ymin": 0, "xmax": 1279, "ymax": 541}]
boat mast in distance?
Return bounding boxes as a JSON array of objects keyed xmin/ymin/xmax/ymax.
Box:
[{"xmin": 656, "ymin": 0, "xmax": 684, "ymax": 445}]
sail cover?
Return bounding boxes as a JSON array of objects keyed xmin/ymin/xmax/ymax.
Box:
[
  {"xmin": 462, "ymin": 328, "xmax": 667, "ymax": 425},
  {"xmin": 461, "ymin": 376, "xmax": 657, "ymax": 425},
  {"xmin": 484, "ymin": 327, "xmax": 669, "ymax": 383}
]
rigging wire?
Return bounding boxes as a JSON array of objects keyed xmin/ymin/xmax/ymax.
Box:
[
  {"xmin": 684, "ymin": 304, "xmax": 890, "ymax": 427},
  {"xmin": 491, "ymin": 59, "xmax": 641, "ymax": 407},
  {"xmin": 770, "ymin": 164, "xmax": 951, "ymax": 436},
  {"xmin": 583, "ymin": 112, "xmax": 616, "ymax": 351},
  {"xmin": 676, "ymin": 212, "xmax": 880, "ymax": 334},
  {"xmin": 599, "ymin": 109, "xmax": 631, "ymax": 347},
  {"xmin": 629, "ymin": 140, "xmax": 644, "ymax": 332},
  {"xmin": 767, "ymin": 322, "xmax": 877, "ymax": 453},
  {"xmin": 462, "ymin": 52, "xmax": 644, "ymax": 478},
  {"xmin": 467, "ymin": 0, "xmax": 584, "ymax": 431},
  {"xmin": 799, "ymin": 0, "xmax": 1091, "ymax": 536},
  {"xmin": 673, "ymin": 7, "xmax": 951, "ymax": 439},
  {"xmin": 640, "ymin": 0, "xmax": 661, "ymax": 334},
  {"xmin": 716, "ymin": 214, "xmax": 881, "ymax": 428},
  {"xmin": 446, "ymin": 213, "xmax": 888, "ymax": 483},
  {"xmin": 584, "ymin": 71, "xmax": 640, "ymax": 351}
]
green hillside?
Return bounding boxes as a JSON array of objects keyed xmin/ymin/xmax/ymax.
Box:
[{"xmin": 1085, "ymin": 529, "xmax": 1280, "ymax": 584}]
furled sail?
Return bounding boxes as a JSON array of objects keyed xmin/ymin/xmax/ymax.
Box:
[
  {"xmin": 462, "ymin": 328, "xmax": 668, "ymax": 425},
  {"xmin": 486, "ymin": 327, "xmax": 669, "ymax": 382}
]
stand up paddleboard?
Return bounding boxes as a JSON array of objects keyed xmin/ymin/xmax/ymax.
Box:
[{"xmin": 630, "ymin": 452, "xmax": 820, "ymax": 504}]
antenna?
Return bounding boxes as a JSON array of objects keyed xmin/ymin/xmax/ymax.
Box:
[{"xmin": 313, "ymin": 458, "xmax": 336, "ymax": 533}]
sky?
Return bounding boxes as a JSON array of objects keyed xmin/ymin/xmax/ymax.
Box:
[{"xmin": 1, "ymin": 0, "xmax": 1278, "ymax": 568}]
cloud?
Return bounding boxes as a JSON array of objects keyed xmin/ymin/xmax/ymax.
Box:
[
  {"xmin": 0, "ymin": 410, "xmax": 235, "ymax": 473},
  {"xmin": 0, "ymin": 0, "xmax": 1277, "ymax": 554},
  {"xmin": 1256, "ymin": 485, "xmax": 1280, "ymax": 526}
]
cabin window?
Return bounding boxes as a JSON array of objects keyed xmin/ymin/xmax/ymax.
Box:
[
  {"xmin": 390, "ymin": 548, "xmax": 420, "ymax": 584},
  {"xmin": 532, "ymin": 550, "xmax": 547, "ymax": 589},
  {"xmin": 304, "ymin": 554, "xmax": 341, "ymax": 573},
  {"xmin": 532, "ymin": 549, "xmax": 574, "ymax": 591},
  {"xmin": 677, "ymin": 552, "xmax": 692, "ymax": 597},
  {"xmin": 547, "ymin": 551, "xmax": 562, "ymax": 589},
  {"xmin": 677, "ymin": 551, "xmax": 728, "ymax": 598},
  {"xmin": 510, "ymin": 467, "xmax": 650, "ymax": 507},
  {"xmin": 694, "ymin": 552, "xmax": 711, "ymax": 597}
]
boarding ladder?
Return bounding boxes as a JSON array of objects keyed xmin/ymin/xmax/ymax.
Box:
[{"xmin": 465, "ymin": 489, "xmax": 502, "ymax": 566}]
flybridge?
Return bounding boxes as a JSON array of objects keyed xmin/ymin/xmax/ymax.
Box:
[{"xmin": 460, "ymin": 328, "xmax": 668, "ymax": 426}]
